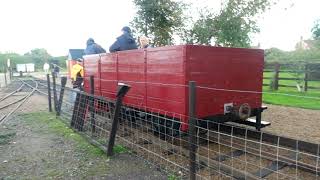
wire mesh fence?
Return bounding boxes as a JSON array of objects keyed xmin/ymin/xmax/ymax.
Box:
[{"xmin": 44, "ymin": 75, "xmax": 320, "ymax": 180}]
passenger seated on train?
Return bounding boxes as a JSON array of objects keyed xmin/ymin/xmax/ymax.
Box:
[
  {"xmin": 139, "ymin": 36, "xmax": 151, "ymax": 48},
  {"xmin": 109, "ymin": 26, "xmax": 138, "ymax": 52},
  {"xmin": 84, "ymin": 38, "xmax": 106, "ymax": 55}
]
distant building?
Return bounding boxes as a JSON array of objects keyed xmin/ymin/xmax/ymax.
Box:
[
  {"xmin": 16, "ymin": 63, "xmax": 35, "ymax": 72},
  {"xmin": 67, "ymin": 49, "xmax": 84, "ymax": 78},
  {"xmin": 295, "ymin": 36, "xmax": 320, "ymax": 50},
  {"xmin": 68, "ymin": 49, "xmax": 84, "ymax": 60}
]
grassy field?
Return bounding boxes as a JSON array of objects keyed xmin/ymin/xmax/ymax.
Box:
[{"xmin": 263, "ymin": 72, "xmax": 320, "ymax": 110}]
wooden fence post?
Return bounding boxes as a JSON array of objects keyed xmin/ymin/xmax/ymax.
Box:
[
  {"xmin": 90, "ymin": 75, "xmax": 96, "ymax": 133},
  {"xmin": 57, "ymin": 77, "xmax": 67, "ymax": 116},
  {"xmin": 52, "ymin": 72, "xmax": 58, "ymax": 112},
  {"xmin": 272, "ymin": 63, "xmax": 280, "ymax": 90},
  {"xmin": 188, "ymin": 81, "xmax": 197, "ymax": 180},
  {"xmin": 47, "ymin": 74, "xmax": 52, "ymax": 112},
  {"xmin": 4, "ymin": 67, "xmax": 7, "ymax": 87},
  {"xmin": 304, "ymin": 64, "xmax": 309, "ymax": 92},
  {"xmin": 107, "ymin": 83, "xmax": 131, "ymax": 156}
]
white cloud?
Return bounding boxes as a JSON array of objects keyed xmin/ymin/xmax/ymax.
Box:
[{"xmin": 0, "ymin": 0, "xmax": 319, "ymax": 55}]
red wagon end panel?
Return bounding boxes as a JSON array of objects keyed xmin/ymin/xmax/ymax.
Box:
[
  {"xmin": 185, "ymin": 45, "xmax": 264, "ymax": 119},
  {"xmin": 100, "ymin": 53, "xmax": 118, "ymax": 100},
  {"xmin": 117, "ymin": 49, "xmax": 146, "ymax": 107},
  {"xmin": 83, "ymin": 54, "xmax": 101, "ymax": 95},
  {"xmin": 146, "ymin": 46, "xmax": 187, "ymax": 118}
]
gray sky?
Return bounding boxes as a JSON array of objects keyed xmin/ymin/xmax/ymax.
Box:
[{"xmin": 0, "ymin": 0, "xmax": 319, "ymax": 56}]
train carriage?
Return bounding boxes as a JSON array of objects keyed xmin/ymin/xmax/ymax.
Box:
[{"xmin": 83, "ymin": 45, "xmax": 270, "ymax": 133}]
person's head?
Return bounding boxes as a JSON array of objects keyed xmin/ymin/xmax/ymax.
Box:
[
  {"xmin": 139, "ymin": 36, "xmax": 150, "ymax": 48},
  {"xmin": 121, "ymin": 26, "xmax": 132, "ymax": 34},
  {"xmin": 76, "ymin": 58, "xmax": 83, "ymax": 64},
  {"xmin": 87, "ymin": 38, "xmax": 95, "ymax": 46}
]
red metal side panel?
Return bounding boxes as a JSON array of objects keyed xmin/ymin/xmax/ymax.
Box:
[
  {"xmin": 117, "ymin": 49, "xmax": 146, "ymax": 107},
  {"xmin": 100, "ymin": 53, "xmax": 118, "ymax": 100},
  {"xmin": 146, "ymin": 46, "xmax": 187, "ymax": 118},
  {"xmin": 83, "ymin": 54, "xmax": 101, "ymax": 95},
  {"xmin": 185, "ymin": 45, "xmax": 264, "ymax": 118}
]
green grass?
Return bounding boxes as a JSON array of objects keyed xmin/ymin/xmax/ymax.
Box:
[
  {"xmin": 22, "ymin": 112, "xmax": 105, "ymax": 156},
  {"xmin": 0, "ymin": 131, "xmax": 16, "ymax": 145},
  {"xmin": 263, "ymin": 72, "xmax": 320, "ymax": 110},
  {"xmin": 113, "ymin": 145, "xmax": 129, "ymax": 154},
  {"xmin": 168, "ymin": 174, "xmax": 180, "ymax": 180},
  {"xmin": 21, "ymin": 112, "xmax": 129, "ymax": 156}
]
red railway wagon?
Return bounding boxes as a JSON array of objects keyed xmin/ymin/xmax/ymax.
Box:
[{"xmin": 83, "ymin": 45, "xmax": 269, "ymax": 132}]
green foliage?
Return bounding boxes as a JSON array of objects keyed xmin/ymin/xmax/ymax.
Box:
[
  {"xmin": 0, "ymin": 49, "xmax": 67, "ymax": 72},
  {"xmin": 24, "ymin": 48, "xmax": 51, "ymax": 69},
  {"xmin": 131, "ymin": 0, "xmax": 186, "ymax": 46},
  {"xmin": 265, "ymin": 48, "xmax": 320, "ymax": 62},
  {"xmin": 186, "ymin": 0, "xmax": 273, "ymax": 47},
  {"xmin": 312, "ymin": 19, "xmax": 320, "ymax": 40}
]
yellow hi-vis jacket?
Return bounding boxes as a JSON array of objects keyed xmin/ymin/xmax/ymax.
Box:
[{"xmin": 71, "ymin": 64, "xmax": 84, "ymax": 81}]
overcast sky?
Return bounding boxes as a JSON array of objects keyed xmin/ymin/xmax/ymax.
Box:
[{"xmin": 0, "ymin": 0, "xmax": 319, "ymax": 56}]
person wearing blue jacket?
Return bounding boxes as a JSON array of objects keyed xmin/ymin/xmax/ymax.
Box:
[
  {"xmin": 84, "ymin": 38, "xmax": 106, "ymax": 55},
  {"xmin": 109, "ymin": 26, "xmax": 138, "ymax": 52}
]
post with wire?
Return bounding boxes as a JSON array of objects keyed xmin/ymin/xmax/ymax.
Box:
[
  {"xmin": 90, "ymin": 75, "xmax": 96, "ymax": 133},
  {"xmin": 46, "ymin": 74, "xmax": 52, "ymax": 112},
  {"xmin": 57, "ymin": 77, "xmax": 67, "ymax": 116},
  {"xmin": 52, "ymin": 72, "xmax": 58, "ymax": 112},
  {"xmin": 188, "ymin": 81, "xmax": 197, "ymax": 180},
  {"xmin": 107, "ymin": 82, "xmax": 131, "ymax": 156}
]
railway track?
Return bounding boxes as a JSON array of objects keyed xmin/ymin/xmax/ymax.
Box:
[{"xmin": 0, "ymin": 79, "xmax": 47, "ymax": 125}]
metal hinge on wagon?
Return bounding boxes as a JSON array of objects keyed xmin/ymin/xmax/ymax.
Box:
[{"xmin": 224, "ymin": 103, "xmax": 270, "ymax": 130}]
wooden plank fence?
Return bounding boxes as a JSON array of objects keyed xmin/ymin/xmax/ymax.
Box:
[{"xmin": 264, "ymin": 62, "xmax": 320, "ymax": 91}]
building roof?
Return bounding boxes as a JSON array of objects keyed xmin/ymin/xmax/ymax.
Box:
[{"xmin": 68, "ymin": 49, "xmax": 84, "ymax": 60}]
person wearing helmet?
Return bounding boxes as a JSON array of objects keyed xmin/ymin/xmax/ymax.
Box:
[
  {"xmin": 84, "ymin": 38, "xmax": 106, "ymax": 55},
  {"xmin": 109, "ymin": 26, "xmax": 138, "ymax": 52}
]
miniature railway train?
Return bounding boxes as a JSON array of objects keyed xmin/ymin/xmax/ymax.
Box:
[{"xmin": 77, "ymin": 45, "xmax": 270, "ymax": 133}]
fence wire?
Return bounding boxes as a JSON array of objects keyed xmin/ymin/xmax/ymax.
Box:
[{"xmin": 54, "ymin": 85, "xmax": 320, "ymax": 180}]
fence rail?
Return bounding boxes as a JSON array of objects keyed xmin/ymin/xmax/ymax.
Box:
[{"xmin": 264, "ymin": 62, "xmax": 320, "ymax": 91}]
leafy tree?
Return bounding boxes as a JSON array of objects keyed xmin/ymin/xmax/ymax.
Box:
[
  {"xmin": 24, "ymin": 48, "xmax": 52, "ymax": 69},
  {"xmin": 131, "ymin": 0, "xmax": 186, "ymax": 46},
  {"xmin": 186, "ymin": 0, "xmax": 273, "ymax": 47},
  {"xmin": 0, "ymin": 49, "xmax": 66, "ymax": 72},
  {"xmin": 0, "ymin": 53, "xmax": 33, "ymax": 72},
  {"xmin": 312, "ymin": 19, "xmax": 320, "ymax": 40}
]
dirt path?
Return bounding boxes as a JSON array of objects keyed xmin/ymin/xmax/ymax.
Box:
[
  {"xmin": 263, "ymin": 104, "xmax": 320, "ymax": 144},
  {"xmin": 0, "ymin": 94, "xmax": 167, "ymax": 179}
]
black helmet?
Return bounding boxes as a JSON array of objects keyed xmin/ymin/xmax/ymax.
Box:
[
  {"xmin": 121, "ymin": 26, "xmax": 131, "ymax": 33},
  {"xmin": 87, "ymin": 38, "xmax": 95, "ymax": 45}
]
